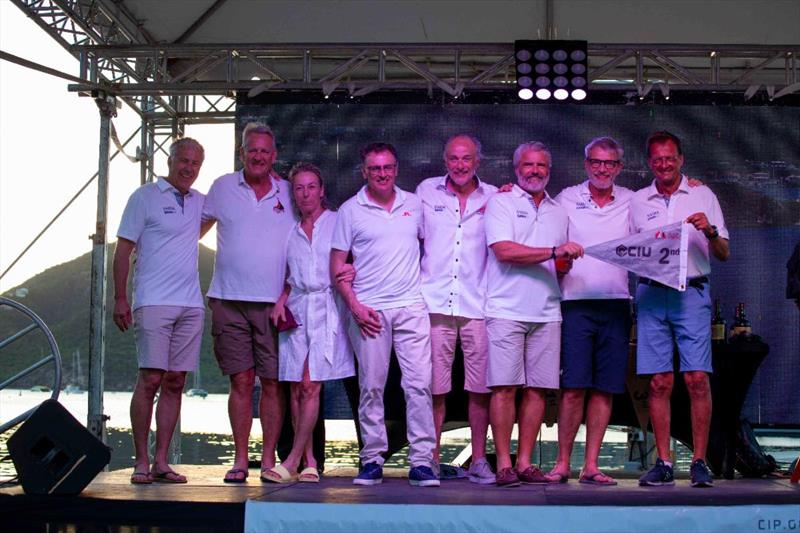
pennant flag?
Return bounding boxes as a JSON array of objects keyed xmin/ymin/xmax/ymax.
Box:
[{"xmin": 584, "ymin": 221, "xmax": 689, "ymax": 291}]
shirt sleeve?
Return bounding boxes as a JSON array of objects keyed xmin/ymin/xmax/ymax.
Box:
[
  {"xmin": 415, "ymin": 184, "xmax": 427, "ymax": 239},
  {"xmin": 330, "ymin": 202, "xmax": 353, "ymax": 251},
  {"xmin": 117, "ymin": 188, "xmax": 146, "ymax": 243},
  {"xmin": 415, "ymin": 196, "xmax": 424, "ymax": 240},
  {"xmin": 706, "ymin": 189, "xmax": 729, "ymax": 240},
  {"xmin": 484, "ymin": 195, "xmax": 513, "ymax": 246},
  {"xmin": 202, "ymin": 181, "xmax": 217, "ymax": 222}
]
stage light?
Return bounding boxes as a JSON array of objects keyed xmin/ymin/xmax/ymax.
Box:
[
  {"xmin": 519, "ymin": 88, "xmax": 534, "ymax": 100},
  {"xmin": 571, "ymin": 88, "xmax": 587, "ymax": 101},
  {"xmin": 515, "ymin": 40, "xmax": 588, "ymax": 102}
]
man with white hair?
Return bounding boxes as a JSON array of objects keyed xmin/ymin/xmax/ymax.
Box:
[
  {"xmin": 202, "ymin": 122, "xmax": 298, "ymax": 483},
  {"xmin": 484, "ymin": 141, "xmax": 583, "ymax": 487},
  {"xmin": 416, "ymin": 134, "xmax": 497, "ymax": 484}
]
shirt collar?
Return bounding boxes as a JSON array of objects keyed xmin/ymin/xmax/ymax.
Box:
[
  {"xmin": 157, "ymin": 177, "xmax": 192, "ymax": 196},
  {"xmin": 580, "ymin": 180, "xmax": 616, "ymax": 203},
  {"xmin": 356, "ymin": 185, "xmax": 407, "ymax": 210},
  {"xmin": 436, "ymin": 174, "xmax": 488, "ymax": 195},
  {"xmin": 646, "ymin": 174, "xmax": 689, "ymax": 199},
  {"xmin": 238, "ymin": 169, "xmax": 279, "ymax": 199},
  {"xmin": 511, "ymin": 183, "xmax": 556, "ymax": 207}
]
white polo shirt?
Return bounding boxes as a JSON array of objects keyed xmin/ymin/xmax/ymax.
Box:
[
  {"xmin": 117, "ymin": 178, "xmax": 204, "ymax": 311},
  {"xmin": 417, "ymin": 175, "xmax": 498, "ymax": 319},
  {"xmin": 484, "ymin": 184, "xmax": 568, "ymax": 322},
  {"xmin": 331, "ymin": 185, "xmax": 424, "ymax": 311},
  {"xmin": 629, "ymin": 175, "xmax": 728, "ymax": 279},
  {"xmin": 556, "ymin": 181, "xmax": 634, "ymax": 301},
  {"xmin": 202, "ymin": 170, "xmax": 297, "ymax": 302}
]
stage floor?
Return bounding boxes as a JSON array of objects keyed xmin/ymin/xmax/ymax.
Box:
[{"xmin": 1, "ymin": 465, "xmax": 798, "ymax": 532}]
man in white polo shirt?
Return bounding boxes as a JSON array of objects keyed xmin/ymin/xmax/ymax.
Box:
[
  {"xmin": 331, "ymin": 142, "xmax": 438, "ymax": 487},
  {"xmin": 113, "ymin": 137, "xmax": 205, "ymax": 484},
  {"xmin": 545, "ymin": 137, "xmax": 634, "ymax": 486},
  {"xmin": 416, "ymin": 134, "xmax": 497, "ymax": 484},
  {"xmin": 202, "ymin": 122, "xmax": 298, "ymax": 483},
  {"xmin": 484, "ymin": 141, "xmax": 583, "ymax": 487},
  {"xmin": 632, "ymin": 131, "xmax": 729, "ymax": 488}
]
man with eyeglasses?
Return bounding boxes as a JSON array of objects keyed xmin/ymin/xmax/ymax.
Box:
[
  {"xmin": 484, "ymin": 141, "xmax": 583, "ymax": 487},
  {"xmin": 331, "ymin": 142, "xmax": 439, "ymax": 487},
  {"xmin": 631, "ymin": 131, "xmax": 730, "ymax": 488},
  {"xmin": 415, "ymin": 134, "xmax": 498, "ymax": 484},
  {"xmin": 544, "ymin": 137, "xmax": 633, "ymax": 486}
]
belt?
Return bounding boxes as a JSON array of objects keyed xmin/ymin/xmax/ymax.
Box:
[{"xmin": 638, "ymin": 276, "xmax": 709, "ymax": 290}]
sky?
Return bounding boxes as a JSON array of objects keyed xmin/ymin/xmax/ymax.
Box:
[{"xmin": 0, "ymin": 3, "xmax": 232, "ymax": 293}]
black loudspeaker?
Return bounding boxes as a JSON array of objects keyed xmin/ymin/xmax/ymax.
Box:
[{"xmin": 7, "ymin": 399, "xmax": 111, "ymax": 495}]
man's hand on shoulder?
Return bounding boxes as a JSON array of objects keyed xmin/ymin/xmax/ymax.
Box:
[
  {"xmin": 497, "ymin": 183, "xmax": 514, "ymax": 193},
  {"xmin": 687, "ymin": 176, "xmax": 704, "ymax": 187}
]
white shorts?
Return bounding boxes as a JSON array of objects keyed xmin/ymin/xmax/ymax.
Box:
[
  {"xmin": 485, "ymin": 317, "xmax": 560, "ymax": 389},
  {"xmin": 134, "ymin": 305, "xmax": 204, "ymax": 372}
]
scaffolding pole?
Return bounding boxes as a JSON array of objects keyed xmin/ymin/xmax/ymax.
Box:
[{"xmin": 87, "ymin": 92, "xmax": 116, "ymax": 444}]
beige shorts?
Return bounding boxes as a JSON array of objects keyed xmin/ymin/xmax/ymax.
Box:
[
  {"xmin": 208, "ymin": 298, "xmax": 278, "ymax": 379},
  {"xmin": 485, "ymin": 317, "xmax": 560, "ymax": 389},
  {"xmin": 430, "ymin": 314, "xmax": 490, "ymax": 395},
  {"xmin": 133, "ymin": 305, "xmax": 204, "ymax": 372}
]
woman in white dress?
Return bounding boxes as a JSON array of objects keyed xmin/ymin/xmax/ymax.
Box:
[{"xmin": 263, "ymin": 162, "xmax": 355, "ymax": 483}]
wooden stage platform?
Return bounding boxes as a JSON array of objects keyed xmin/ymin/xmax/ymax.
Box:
[{"xmin": 1, "ymin": 465, "xmax": 798, "ymax": 532}]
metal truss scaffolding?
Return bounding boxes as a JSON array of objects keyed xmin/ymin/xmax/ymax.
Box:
[
  {"xmin": 6, "ymin": 0, "xmax": 799, "ymax": 449},
  {"xmin": 65, "ymin": 43, "xmax": 800, "ymax": 100}
]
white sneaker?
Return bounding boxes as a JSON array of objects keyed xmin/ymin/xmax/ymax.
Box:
[{"xmin": 467, "ymin": 458, "xmax": 495, "ymax": 485}]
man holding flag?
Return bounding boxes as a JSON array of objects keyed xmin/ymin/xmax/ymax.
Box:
[{"xmin": 630, "ymin": 131, "xmax": 729, "ymax": 488}]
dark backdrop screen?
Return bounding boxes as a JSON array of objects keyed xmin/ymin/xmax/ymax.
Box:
[{"xmin": 238, "ymin": 101, "xmax": 800, "ymax": 425}]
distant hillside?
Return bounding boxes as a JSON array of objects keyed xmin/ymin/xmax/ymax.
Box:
[{"xmin": 0, "ymin": 243, "xmax": 229, "ymax": 393}]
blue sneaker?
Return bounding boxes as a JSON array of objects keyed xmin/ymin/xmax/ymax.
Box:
[
  {"xmin": 690, "ymin": 459, "xmax": 714, "ymax": 488},
  {"xmin": 409, "ymin": 465, "xmax": 440, "ymax": 487},
  {"xmin": 437, "ymin": 463, "xmax": 468, "ymax": 480},
  {"xmin": 353, "ymin": 462, "xmax": 383, "ymax": 486},
  {"xmin": 639, "ymin": 458, "xmax": 675, "ymax": 486}
]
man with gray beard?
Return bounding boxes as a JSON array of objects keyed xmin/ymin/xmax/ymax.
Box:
[{"xmin": 484, "ymin": 141, "xmax": 583, "ymax": 487}]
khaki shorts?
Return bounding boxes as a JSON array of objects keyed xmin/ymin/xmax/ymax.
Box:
[
  {"xmin": 133, "ymin": 305, "xmax": 204, "ymax": 372},
  {"xmin": 430, "ymin": 314, "xmax": 490, "ymax": 395},
  {"xmin": 209, "ymin": 298, "xmax": 278, "ymax": 379},
  {"xmin": 485, "ymin": 317, "xmax": 560, "ymax": 389}
]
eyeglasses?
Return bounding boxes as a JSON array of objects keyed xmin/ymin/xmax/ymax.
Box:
[
  {"xmin": 365, "ymin": 163, "xmax": 398, "ymax": 174},
  {"xmin": 649, "ymin": 156, "xmax": 679, "ymax": 165},
  {"xmin": 587, "ymin": 158, "xmax": 621, "ymax": 169}
]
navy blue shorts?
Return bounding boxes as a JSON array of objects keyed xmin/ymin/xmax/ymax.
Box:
[{"xmin": 560, "ymin": 299, "xmax": 631, "ymax": 394}]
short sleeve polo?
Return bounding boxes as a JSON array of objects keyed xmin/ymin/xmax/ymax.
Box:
[
  {"xmin": 331, "ymin": 185, "xmax": 424, "ymax": 311},
  {"xmin": 484, "ymin": 185, "xmax": 568, "ymax": 322},
  {"xmin": 629, "ymin": 175, "xmax": 728, "ymax": 279},
  {"xmin": 556, "ymin": 181, "xmax": 634, "ymax": 300},
  {"xmin": 202, "ymin": 170, "xmax": 298, "ymax": 302},
  {"xmin": 117, "ymin": 178, "xmax": 204, "ymax": 310}
]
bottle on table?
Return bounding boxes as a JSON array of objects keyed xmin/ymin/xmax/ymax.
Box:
[
  {"xmin": 711, "ymin": 299, "xmax": 727, "ymax": 345},
  {"xmin": 730, "ymin": 302, "xmax": 753, "ymax": 339}
]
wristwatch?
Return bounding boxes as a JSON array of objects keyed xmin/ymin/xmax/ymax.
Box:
[{"xmin": 706, "ymin": 225, "xmax": 719, "ymax": 240}]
